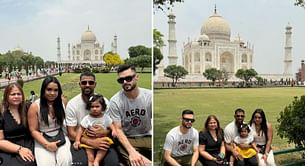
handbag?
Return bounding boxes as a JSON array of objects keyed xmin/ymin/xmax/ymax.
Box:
[
  {"xmin": 257, "ymin": 144, "xmax": 266, "ymax": 154},
  {"xmin": 43, "ymin": 128, "xmax": 66, "ymax": 147}
]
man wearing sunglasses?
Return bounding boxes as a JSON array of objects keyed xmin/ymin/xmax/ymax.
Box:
[
  {"xmin": 163, "ymin": 109, "xmax": 201, "ymax": 166},
  {"xmin": 65, "ymin": 71, "xmax": 119, "ymax": 166},
  {"xmin": 108, "ymin": 64, "xmax": 152, "ymax": 166},
  {"xmin": 224, "ymin": 108, "xmax": 258, "ymax": 166}
]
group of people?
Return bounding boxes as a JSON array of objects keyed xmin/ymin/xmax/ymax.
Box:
[
  {"xmin": 0, "ymin": 64, "xmax": 152, "ymax": 166},
  {"xmin": 163, "ymin": 108, "xmax": 276, "ymax": 166}
]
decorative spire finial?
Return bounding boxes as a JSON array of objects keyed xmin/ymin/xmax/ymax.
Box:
[
  {"xmin": 87, "ymin": 25, "xmax": 90, "ymax": 31},
  {"xmin": 214, "ymin": 4, "xmax": 217, "ymax": 14}
]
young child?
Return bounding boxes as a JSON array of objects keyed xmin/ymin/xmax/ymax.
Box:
[
  {"xmin": 73, "ymin": 94, "xmax": 116, "ymax": 166},
  {"xmin": 230, "ymin": 124, "xmax": 259, "ymax": 166}
]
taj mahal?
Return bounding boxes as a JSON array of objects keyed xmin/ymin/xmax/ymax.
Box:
[
  {"xmin": 58, "ymin": 26, "xmax": 118, "ymax": 65},
  {"xmin": 156, "ymin": 7, "xmax": 293, "ymax": 82}
]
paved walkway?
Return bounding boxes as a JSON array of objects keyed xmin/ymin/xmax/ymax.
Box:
[{"xmin": 0, "ymin": 73, "xmax": 58, "ymax": 89}]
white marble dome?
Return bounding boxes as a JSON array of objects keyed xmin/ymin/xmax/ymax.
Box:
[
  {"xmin": 81, "ymin": 29, "xmax": 96, "ymax": 42},
  {"xmin": 201, "ymin": 12, "xmax": 231, "ymax": 41}
]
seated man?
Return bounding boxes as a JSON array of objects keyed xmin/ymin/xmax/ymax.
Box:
[
  {"xmin": 66, "ymin": 71, "xmax": 119, "ymax": 166},
  {"xmin": 163, "ymin": 109, "xmax": 201, "ymax": 166},
  {"xmin": 224, "ymin": 108, "xmax": 258, "ymax": 166},
  {"xmin": 108, "ymin": 64, "xmax": 152, "ymax": 166}
]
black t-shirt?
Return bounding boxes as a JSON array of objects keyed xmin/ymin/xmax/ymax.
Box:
[
  {"xmin": 0, "ymin": 111, "xmax": 36, "ymax": 166},
  {"xmin": 199, "ymin": 130, "xmax": 224, "ymax": 161}
]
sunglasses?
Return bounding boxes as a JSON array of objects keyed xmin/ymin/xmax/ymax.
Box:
[
  {"xmin": 183, "ymin": 118, "xmax": 195, "ymax": 123},
  {"xmin": 117, "ymin": 75, "xmax": 136, "ymax": 84},
  {"xmin": 236, "ymin": 115, "xmax": 245, "ymax": 118},
  {"xmin": 80, "ymin": 80, "xmax": 95, "ymax": 86}
]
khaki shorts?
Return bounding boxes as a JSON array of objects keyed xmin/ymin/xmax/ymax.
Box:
[
  {"xmin": 117, "ymin": 136, "xmax": 152, "ymax": 166},
  {"xmin": 163, "ymin": 154, "xmax": 202, "ymax": 166}
]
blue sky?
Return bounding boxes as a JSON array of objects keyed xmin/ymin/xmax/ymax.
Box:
[
  {"xmin": 0, "ymin": 0, "xmax": 152, "ymax": 61},
  {"xmin": 154, "ymin": 0, "xmax": 305, "ymax": 74}
]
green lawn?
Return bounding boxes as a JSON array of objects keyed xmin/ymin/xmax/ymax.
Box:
[
  {"xmin": 0, "ymin": 72, "xmax": 151, "ymax": 101},
  {"xmin": 154, "ymin": 87, "xmax": 305, "ymax": 165}
]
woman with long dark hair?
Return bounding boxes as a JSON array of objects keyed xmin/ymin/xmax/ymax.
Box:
[
  {"xmin": 0, "ymin": 83, "xmax": 36, "ymax": 165},
  {"xmin": 198, "ymin": 115, "xmax": 226, "ymax": 166},
  {"xmin": 28, "ymin": 76, "xmax": 72, "ymax": 165},
  {"xmin": 249, "ymin": 109, "xmax": 275, "ymax": 166}
]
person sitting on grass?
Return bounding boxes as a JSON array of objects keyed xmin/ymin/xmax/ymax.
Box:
[
  {"xmin": 73, "ymin": 94, "xmax": 116, "ymax": 166},
  {"xmin": 230, "ymin": 124, "xmax": 259, "ymax": 166}
]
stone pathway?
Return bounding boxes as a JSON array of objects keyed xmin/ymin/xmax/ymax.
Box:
[{"xmin": 0, "ymin": 72, "xmax": 58, "ymax": 89}]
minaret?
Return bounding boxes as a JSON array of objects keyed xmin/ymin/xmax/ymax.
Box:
[
  {"xmin": 68, "ymin": 43, "xmax": 71, "ymax": 60},
  {"xmin": 57, "ymin": 37, "xmax": 61, "ymax": 63},
  {"xmin": 283, "ymin": 23, "xmax": 293, "ymax": 79},
  {"xmin": 112, "ymin": 35, "xmax": 118, "ymax": 53},
  {"xmin": 168, "ymin": 11, "xmax": 178, "ymax": 65}
]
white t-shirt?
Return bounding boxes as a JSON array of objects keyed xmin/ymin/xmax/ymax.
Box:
[
  {"xmin": 163, "ymin": 126, "xmax": 199, "ymax": 157},
  {"xmin": 66, "ymin": 93, "xmax": 109, "ymax": 127},
  {"xmin": 234, "ymin": 135, "xmax": 254, "ymax": 145},
  {"xmin": 108, "ymin": 88, "xmax": 151, "ymax": 137},
  {"xmin": 224, "ymin": 121, "xmax": 253, "ymax": 144},
  {"xmin": 80, "ymin": 114, "xmax": 112, "ymax": 131}
]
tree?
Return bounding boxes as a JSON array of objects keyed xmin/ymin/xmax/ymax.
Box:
[
  {"xmin": 295, "ymin": 0, "xmax": 305, "ymax": 7},
  {"xmin": 153, "ymin": 29, "xmax": 164, "ymax": 75},
  {"xmin": 153, "ymin": 47, "xmax": 163, "ymax": 75},
  {"xmin": 136, "ymin": 55, "xmax": 151, "ymax": 73},
  {"xmin": 153, "ymin": 29, "xmax": 164, "ymax": 48},
  {"xmin": 128, "ymin": 45, "xmax": 151, "ymax": 58},
  {"xmin": 277, "ymin": 95, "xmax": 305, "ymax": 147},
  {"xmin": 103, "ymin": 51, "xmax": 124, "ymax": 69},
  {"xmin": 153, "ymin": 0, "xmax": 184, "ymax": 11},
  {"xmin": 126, "ymin": 55, "xmax": 151, "ymax": 73},
  {"xmin": 164, "ymin": 65, "xmax": 188, "ymax": 87},
  {"xmin": 0, "ymin": 55, "xmax": 5, "ymax": 77},
  {"xmin": 255, "ymin": 76, "xmax": 264, "ymax": 86},
  {"xmin": 34, "ymin": 56, "xmax": 44, "ymax": 71},
  {"xmin": 20, "ymin": 53, "xmax": 34, "ymax": 75},
  {"xmin": 220, "ymin": 69, "xmax": 229, "ymax": 86},
  {"xmin": 203, "ymin": 68, "xmax": 222, "ymax": 86},
  {"xmin": 235, "ymin": 68, "xmax": 258, "ymax": 86}
]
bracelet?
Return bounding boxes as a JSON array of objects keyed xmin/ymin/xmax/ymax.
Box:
[{"xmin": 17, "ymin": 146, "xmax": 22, "ymax": 153}]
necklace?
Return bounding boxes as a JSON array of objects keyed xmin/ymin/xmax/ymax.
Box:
[{"xmin": 9, "ymin": 109, "xmax": 21, "ymax": 124}]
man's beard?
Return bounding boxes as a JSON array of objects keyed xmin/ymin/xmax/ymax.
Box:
[
  {"xmin": 82, "ymin": 88, "xmax": 93, "ymax": 96},
  {"xmin": 123, "ymin": 83, "xmax": 136, "ymax": 92},
  {"xmin": 183, "ymin": 123, "xmax": 192, "ymax": 129}
]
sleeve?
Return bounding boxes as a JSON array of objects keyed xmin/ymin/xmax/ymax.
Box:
[
  {"xmin": 107, "ymin": 98, "xmax": 122, "ymax": 123},
  {"xmin": 249, "ymin": 135, "xmax": 254, "ymax": 143},
  {"xmin": 199, "ymin": 131, "xmax": 207, "ymax": 145},
  {"xmin": 224, "ymin": 125, "xmax": 234, "ymax": 143},
  {"xmin": 146, "ymin": 90, "xmax": 152, "ymax": 120},
  {"xmin": 103, "ymin": 114, "xmax": 113, "ymax": 128},
  {"xmin": 193, "ymin": 129, "xmax": 199, "ymax": 147},
  {"xmin": 103, "ymin": 97, "xmax": 110, "ymax": 112},
  {"xmin": 65, "ymin": 102, "xmax": 78, "ymax": 126},
  {"xmin": 233, "ymin": 136, "xmax": 239, "ymax": 144},
  {"xmin": 163, "ymin": 132, "xmax": 174, "ymax": 151},
  {"xmin": 80, "ymin": 116, "xmax": 88, "ymax": 128}
]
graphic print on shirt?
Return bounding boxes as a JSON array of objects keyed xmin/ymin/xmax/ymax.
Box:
[
  {"xmin": 125, "ymin": 108, "xmax": 146, "ymax": 127},
  {"xmin": 178, "ymin": 139, "xmax": 192, "ymax": 152}
]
